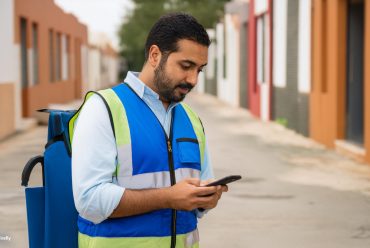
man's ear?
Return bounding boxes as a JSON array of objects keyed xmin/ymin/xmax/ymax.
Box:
[{"xmin": 148, "ymin": 45, "xmax": 162, "ymax": 68}]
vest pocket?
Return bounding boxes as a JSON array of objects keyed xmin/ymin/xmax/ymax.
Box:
[{"xmin": 176, "ymin": 138, "xmax": 201, "ymax": 164}]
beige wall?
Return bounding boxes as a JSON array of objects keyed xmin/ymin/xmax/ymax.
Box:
[{"xmin": 0, "ymin": 83, "xmax": 15, "ymax": 140}]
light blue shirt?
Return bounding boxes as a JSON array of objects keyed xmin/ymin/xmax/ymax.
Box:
[{"xmin": 72, "ymin": 71, "xmax": 213, "ymax": 224}]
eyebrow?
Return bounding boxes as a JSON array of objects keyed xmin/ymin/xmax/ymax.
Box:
[{"xmin": 181, "ymin": 60, "xmax": 207, "ymax": 67}]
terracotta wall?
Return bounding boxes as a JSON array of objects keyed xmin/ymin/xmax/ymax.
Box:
[
  {"xmin": 310, "ymin": 0, "xmax": 346, "ymax": 146},
  {"xmin": 0, "ymin": 83, "xmax": 15, "ymax": 140},
  {"xmin": 14, "ymin": 0, "xmax": 87, "ymax": 117},
  {"xmin": 248, "ymin": 0, "xmax": 260, "ymax": 117},
  {"xmin": 311, "ymin": 0, "xmax": 370, "ymax": 163}
]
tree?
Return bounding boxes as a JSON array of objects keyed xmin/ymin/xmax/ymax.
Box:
[{"xmin": 118, "ymin": 0, "xmax": 230, "ymax": 73}]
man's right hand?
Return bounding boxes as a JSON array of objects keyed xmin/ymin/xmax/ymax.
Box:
[
  {"xmin": 166, "ymin": 178, "xmax": 225, "ymax": 211},
  {"xmin": 110, "ymin": 178, "xmax": 226, "ymax": 219}
]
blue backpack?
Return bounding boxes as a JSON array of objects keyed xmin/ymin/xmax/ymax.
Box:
[
  {"xmin": 22, "ymin": 91, "xmax": 117, "ymax": 248},
  {"xmin": 21, "ymin": 109, "xmax": 79, "ymax": 248}
]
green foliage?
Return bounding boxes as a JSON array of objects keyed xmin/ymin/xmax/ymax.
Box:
[
  {"xmin": 275, "ymin": 117, "xmax": 288, "ymax": 127},
  {"xmin": 118, "ymin": 0, "xmax": 230, "ymax": 72}
]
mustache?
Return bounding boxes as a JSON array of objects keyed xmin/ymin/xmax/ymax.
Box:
[{"xmin": 176, "ymin": 83, "xmax": 193, "ymax": 90}]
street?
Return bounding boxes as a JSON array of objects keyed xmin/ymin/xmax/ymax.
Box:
[{"xmin": 1, "ymin": 92, "xmax": 370, "ymax": 247}]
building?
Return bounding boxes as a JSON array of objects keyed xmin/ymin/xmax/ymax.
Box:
[
  {"xmin": 248, "ymin": 0, "xmax": 273, "ymax": 121},
  {"xmin": 203, "ymin": 29, "xmax": 217, "ymax": 96},
  {"xmin": 272, "ymin": 0, "xmax": 311, "ymax": 136},
  {"xmin": 88, "ymin": 32, "xmax": 120, "ymax": 92},
  {"xmin": 310, "ymin": 0, "xmax": 370, "ymax": 163},
  {"xmin": 237, "ymin": 1, "xmax": 249, "ymax": 109},
  {"xmin": 0, "ymin": 0, "xmax": 88, "ymax": 139}
]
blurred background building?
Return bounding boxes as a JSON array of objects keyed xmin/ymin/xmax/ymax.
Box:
[
  {"xmin": 0, "ymin": 0, "xmax": 369, "ymax": 165},
  {"xmin": 0, "ymin": 0, "xmax": 120, "ymax": 140},
  {"xmin": 194, "ymin": 0, "xmax": 370, "ymax": 164}
]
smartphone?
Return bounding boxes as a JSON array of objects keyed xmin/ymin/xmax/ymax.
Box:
[{"xmin": 204, "ymin": 175, "xmax": 242, "ymax": 187}]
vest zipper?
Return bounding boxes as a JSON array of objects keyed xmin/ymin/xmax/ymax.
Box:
[
  {"xmin": 124, "ymin": 83, "xmax": 177, "ymax": 248},
  {"xmin": 167, "ymin": 112, "xmax": 177, "ymax": 248}
]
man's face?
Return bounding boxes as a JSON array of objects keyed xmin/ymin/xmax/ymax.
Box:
[{"xmin": 153, "ymin": 39, "xmax": 208, "ymax": 103}]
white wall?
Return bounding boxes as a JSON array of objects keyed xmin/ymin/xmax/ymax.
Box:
[
  {"xmin": 195, "ymin": 72, "xmax": 205, "ymax": 93},
  {"xmin": 206, "ymin": 29, "xmax": 216, "ymax": 81},
  {"xmin": 257, "ymin": 14, "xmax": 271, "ymax": 121},
  {"xmin": 62, "ymin": 35, "xmax": 69, "ymax": 81},
  {"xmin": 298, "ymin": 0, "xmax": 311, "ymax": 93},
  {"xmin": 107, "ymin": 56, "xmax": 118, "ymax": 86},
  {"xmin": 0, "ymin": 0, "xmax": 21, "ymax": 129},
  {"xmin": 255, "ymin": 0, "xmax": 268, "ymax": 16},
  {"xmin": 216, "ymin": 23, "xmax": 226, "ymax": 101},
  {"xmin": 88, "ymin": 48, "xmax": 101, "ymax": 91},
  {"xmin": 81, "ymin": 45, "xmax": 89, "ymax": 95},
  {"xmin": 0, "ymin": 0, "xmax": 17, "ymax": 84},
  {"xmin": 273, "ymin": 0, "xmax": 287, "ymax": 88},
  {"xmin": 225, "ymin": 14, "xmax": 240, "ymax": 107}
]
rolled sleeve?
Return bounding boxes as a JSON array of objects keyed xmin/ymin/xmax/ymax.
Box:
[{"xmin": 72, "ymin": 95, "xmax": 124, "ymax": 224}]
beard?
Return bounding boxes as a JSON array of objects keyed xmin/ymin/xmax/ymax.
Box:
[{"xmin": 153, "ymin": 56, "xmax": 194, "ymax": 103}]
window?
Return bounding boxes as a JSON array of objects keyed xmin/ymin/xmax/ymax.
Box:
[
  {"xmin": 65, "ymin": 35, "xmax": 70, "ymax": 80},
  {"xmin": 20, "ymin": 18, "xmax": 28, "ymax": 89},
  {"xmin": 56, "ymin": 32, "xmax": 61, "ymax": 81},
  {"xmin": 49, "ymin": 29, "xmax": 54, "ymax": 82},
  {"xmin": 257, "ymin": 13, "xmax": 269, "ymax": 84},
  {"xmin": 32, "ymin": 23, "xmax": 39, "ymax": 85}
]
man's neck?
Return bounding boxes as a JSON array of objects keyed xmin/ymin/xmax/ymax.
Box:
[{"xmin": 138, "ymin": 71, "xmax": 170, "ymax": 110}]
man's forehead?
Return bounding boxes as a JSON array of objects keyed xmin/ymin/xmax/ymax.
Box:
[{"xmin": 172, "ymin": 39, "xmax": 208, "ymax": 65}]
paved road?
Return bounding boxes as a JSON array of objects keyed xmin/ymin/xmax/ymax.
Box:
[{"xmin": 1, "ymin": 92, "xmax": 370, "ymax": 247}]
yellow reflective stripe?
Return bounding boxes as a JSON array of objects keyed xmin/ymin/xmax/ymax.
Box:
[
  {"xmin": 68, "ymin": 91, "xmax": 96, "ymax": 147},
  {"xmin": 97, "ymin": 89, "xmax": 131, "ymax": 146},
  {"xmin": 97, "ymin": 88, "xmax": 131, "ymax": 177},
  {"xmin": 181, "ymin": 103, "xmax": 206, "ymax": 166},
  {"xmin": 78, "ymin": 230, "xmax": 199, "ymax": 248},
  {"xmin": 68, "ymin": 89, "xmax": 131, "ymax": 178}
]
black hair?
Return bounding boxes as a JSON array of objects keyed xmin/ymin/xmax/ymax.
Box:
[{"xmin": 144, "ymin": 12, "xmax": 210, "ymax": 61}]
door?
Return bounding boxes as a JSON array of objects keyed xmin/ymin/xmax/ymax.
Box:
[
  {"xmin": 20, "ymin": 18, "xmax": 28, "ymax": 117},
  {"xmin": 346, "ymin": 0, "xmax": 364, "ymax": 145},
  {"xmin": 74, "ymin": 39, "xmax": 82, "ymax": 98}
]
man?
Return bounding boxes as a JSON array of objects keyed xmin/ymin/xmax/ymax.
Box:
[{"xmin": 72, "ymin": 13, "xmax": 227, "ymax": 248}]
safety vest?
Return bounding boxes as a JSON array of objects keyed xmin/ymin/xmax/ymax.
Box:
[{"xmin": 70, "ymin": 83, "xmax": 206, "ymax": 248}]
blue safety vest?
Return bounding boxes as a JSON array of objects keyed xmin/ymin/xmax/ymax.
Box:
[{"xmin": 70, "ymin": 83, "xmax": 205, "ymax": 248}]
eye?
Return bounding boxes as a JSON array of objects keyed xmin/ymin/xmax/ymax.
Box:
[{"xmin": 181, "ymin": 64, "xmax": 191, "ymax": 70}]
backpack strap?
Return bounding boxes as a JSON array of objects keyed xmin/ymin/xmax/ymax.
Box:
[{"xmin": 68, "ymin": 89, "xmax": 130, "ymax": 178}]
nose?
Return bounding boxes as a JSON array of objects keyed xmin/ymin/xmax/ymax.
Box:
[{"xmin": 186, "ymin": 70, "xmax": 198, "ymax": 87}]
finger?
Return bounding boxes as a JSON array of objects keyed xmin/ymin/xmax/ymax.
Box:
[
  {"xmin": 196, "ymin": 194, "xmax": 217, "ymax": 206},
  {"xmin": 185, "ymin": 178, "xmax": 201, "ymax": 186},
  {"xmin": 197, "ymin": 194, "xmax": 219, "ymax": 209},
  {"xmin": 200, "ymin": 179, "xmax": 215, "ymax": 186},
  {"xmin": 221, "ymin": 185, "xmax": 228, "ymax": 192},
  {"xmin": 217, "ymin": 192, "xmax": 222, "ymax": 200},
  {"xmin": 195, "ymin": 186, "xmax": 217, "ymax": 196}
]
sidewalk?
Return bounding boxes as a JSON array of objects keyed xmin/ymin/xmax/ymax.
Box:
[{"xmin": 0, "ymin": 92, "xmax": 370, "ymax": 247}]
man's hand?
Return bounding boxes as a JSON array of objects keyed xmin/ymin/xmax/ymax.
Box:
[
  {"xmin": 167, "ymin": 178, "xmax": 228, "ymax": 211},
  {"xmin": 110, "ymin": 178, "xmax": 228, "ymax": 219}
]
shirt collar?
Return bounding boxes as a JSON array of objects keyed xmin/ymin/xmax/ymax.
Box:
[
  {"xmin": 123, "ymin": 71, "xmax": 180, "ymax": 110},
  {"xmin": 123, "ymin": 71, "xmax": 149, "ymax": 99}
]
